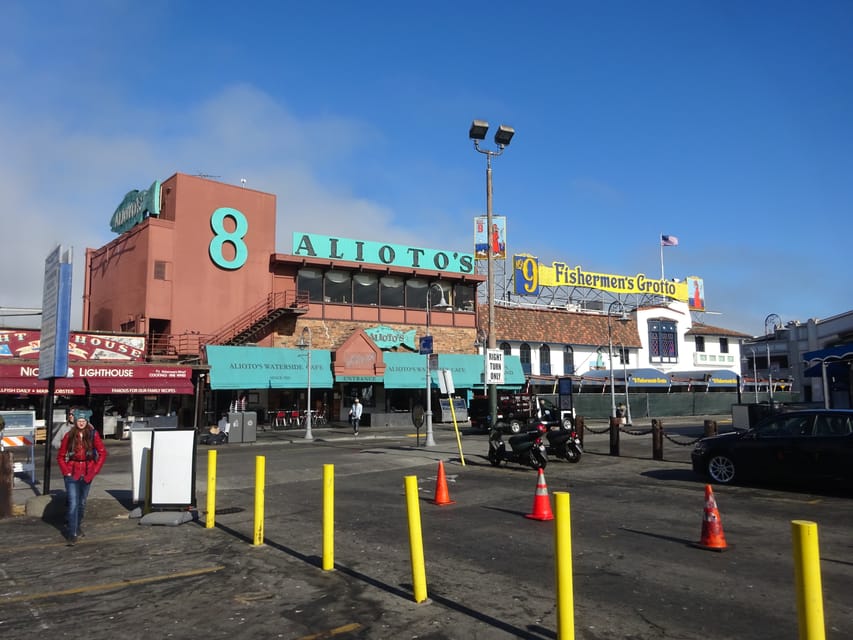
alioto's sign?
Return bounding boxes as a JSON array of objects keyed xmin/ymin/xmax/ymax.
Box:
[
  {"xmin": 514, "ymin": 254, "xmax": 690, "ymax": 301},
  {"xmin": 293, "ymin": 233, "xmax": 475, "ymax": 275}
]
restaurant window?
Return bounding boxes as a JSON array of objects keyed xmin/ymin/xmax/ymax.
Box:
[
  {"xmin": 353, "ymin": 273, "xmax": 379, "ymax": 305},
  {"xmin": 297, "ymin": 268, "xmax": 323, "ymax": 301},
  {"xmin": 539, "ymin": 344, "xmax": 551, "ymax": 375},
  {"xmin": 406, "ymin": 278, "xmax": 428, "ymax": 309},
  {"xmin": 429, "ymin": 282, "xmax": 452, "ymax": 309},
  {"xmin": 648, "ymin": 320, "xmax": 678, "ymax": 364},
  {"xmin": 454, "ymin": 284, "xmax": 476, "ymax": 311},
  {"xmin": 380, "ymin": 276, "xmax": 404, "ymax": 307},
  {"xmin": 695, "ymin": 336, "xmax": 705, "ymax": 352},
  {"xmin": 563, "ymin": 346, "xmax": 575, "ymax": 375},
  {"xmin": 520, "ymin": 343, "xmax": 531, "ymax": 375},
  {"xmin": 325, "ymin": 270, "xmax": 352, "ymax": 303}
]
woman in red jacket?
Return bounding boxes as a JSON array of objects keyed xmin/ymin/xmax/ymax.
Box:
[{"xmin": 57, "ymin": 409, "xmax": 107, "ymax": 544}]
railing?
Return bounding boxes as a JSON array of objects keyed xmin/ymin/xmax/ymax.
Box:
[
  {"xmin": 208, "ymin": 290, "xmax": 309, "ymax": 346},
  {"xmin": 146, "ymin": 291, "xmax": 309, "ymax": 361}
]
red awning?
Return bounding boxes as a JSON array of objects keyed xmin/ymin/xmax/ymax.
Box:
[
  {"xmin": 86, "ymin": 379, "xmax": 195, "ymax": 395},
  {"xmin": 0, "ymin": 377, "xmax": 87, "ymax": 395}
]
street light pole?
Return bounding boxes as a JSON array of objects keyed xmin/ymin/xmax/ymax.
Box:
[
  {"xmin": 748, "ymin": 347, "xmax": 758, "ymax": 402},
  {"xmin": 424, "ymin": 283, "xmax": 446, "ymax": 448},
  {"xmin": 766, "ymin": 341, "xmax": 773, "ymax": 403},
  {"xmin": 620, "ymin": 342, "xmax": 632, "ymax": 425},
  {"xmin": 469, "ymin": 120, "xmax": 514, "ymax": 429},
  {"xmin": 607, "ymin": 300, "xmax": 629, "ymax": 457},
  {"xmin": 298, "ymin": 326, "xmax": 313, "ymax": 441}
]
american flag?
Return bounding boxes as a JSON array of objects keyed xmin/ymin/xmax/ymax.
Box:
[{"xmin": 660, "ymin": 234, "xmax": 679, "ymax": 247}]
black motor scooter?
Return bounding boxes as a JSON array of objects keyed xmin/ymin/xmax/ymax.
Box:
[
  {"xmin": 545, "ymin": 424, "xmax": 582, "ymax": 462},
  {"xmin": 488, "ymin": 422, "xmax": 548, "ymax": 469}
]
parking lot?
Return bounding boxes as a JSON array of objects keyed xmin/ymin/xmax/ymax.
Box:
[{"xmin": 2, "ymin": 420, "xmax": 851, "ymax": 639}]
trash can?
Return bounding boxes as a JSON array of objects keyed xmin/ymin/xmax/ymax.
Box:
[
  {"xmin": 228, "ymin": 412, "xmax": 243, "ymax": 443},
  {"xmin": 241, "ymin": 411, "xmax": 257, "ymax": 443}
]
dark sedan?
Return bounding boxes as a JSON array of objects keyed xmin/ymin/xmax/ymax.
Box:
[{"xmin": 691, "ymin": 409, "xmax": 853, "ymax": 486}]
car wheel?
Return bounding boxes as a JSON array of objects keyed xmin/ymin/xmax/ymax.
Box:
[
  {"xmin": 562, "ymin": 418, "xmax": 574, "ymax": 430},
  {"xmin": 707, "ymin": 454, "xmax": 736, "ymax": 484},
  {"xmin": 509, "ymin": 420, "xmax": 523, "ymax": 434}
]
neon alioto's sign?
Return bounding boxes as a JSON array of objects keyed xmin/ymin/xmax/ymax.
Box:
[
  {"xmin": 514, "ymin": 254, "xmax": 690, "ymax": 301},
  {"xmin": 110, "ymin": 181, "xmax": 161, "ymax": 234}
]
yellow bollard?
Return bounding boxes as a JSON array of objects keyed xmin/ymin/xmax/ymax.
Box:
[
  {"xmin": 791, "ymin": 520, "xmax": 825, "ymax": 640},
  {"xmin": 253, "ymin": 456, "xmax": 265, "ymax": 546},
  {"xmin": 554, "ymin": 491, "xmax": 575, "ymax": 640},
  {"xmin": 322, "ymin": 464, "xmax": 334, "ymax": 571},
  {"xmin": 206, "ymin": 450, "xmax": 217, "ymax": 529},
  {"xmin": 404, "ymin": 475, "xmax": 428, "ymax": 603}
]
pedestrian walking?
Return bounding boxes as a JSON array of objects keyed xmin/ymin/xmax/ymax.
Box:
[
  {"xmin": 57, "ymin": 408, "xmax": 107, "ymax": 545},
  {"xmin": 349, "ymin": 397, "xmax": 363, "ymax": 436}
]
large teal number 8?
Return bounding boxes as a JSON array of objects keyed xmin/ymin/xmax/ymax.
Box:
[{"xmin": 209, "ymin": 207, "xmax": 248, "ymax": 270}]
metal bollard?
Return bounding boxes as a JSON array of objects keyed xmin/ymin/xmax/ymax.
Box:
[
  {"xmin": 652, "ymin": 419, "xmax": 663, "ymax": 460},
  {"xmin": 703, "ymin": 420, "xmax": 718, "ymax": 437},
  {"xmin": 609, "ymin": 416, "xmax": 621, "ymax": 456},
  {"xmin": 575, "ymin": 416, "xmax": 585, "ymax": 447}
]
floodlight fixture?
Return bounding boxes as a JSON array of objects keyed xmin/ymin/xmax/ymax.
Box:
[
  {"xmin": 494, "ymin": 125, "xmax": 515, "ymax": 148},
  {"xmin": 469, "ymin": 120, "xmax": 489, "ymax": 140}
]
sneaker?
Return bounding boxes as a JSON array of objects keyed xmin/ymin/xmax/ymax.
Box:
[
  {"xmin": 67, "ymin": 535, "xmax": 78, "ymax": 546},
  {"xmin": 78, "ymin": 528, "xmax": 85, "ymax": 538},
  {"xmin": 354, "ymin": 431, "xmax": 359, "ymax": 436}
]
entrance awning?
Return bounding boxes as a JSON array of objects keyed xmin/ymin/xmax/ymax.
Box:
[
  {"xmin": 803, "ymin": 344, "xmax": 853, "ymax": 377},
  {"xmin": 206, "ymin": 345, "xmax": 333, "ymax": 390},
  {"xmin": 670, "ymin": 369, "xmax": 739, "ymax": 387}
]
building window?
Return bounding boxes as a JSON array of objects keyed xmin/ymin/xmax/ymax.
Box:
[
  {"xmin": 648, "ymin": 320, "xmax": 678, "ymax": 364},
  {"xmin": 353, "ymin": 273, "xmax": 379, "ymax": 305},
  {"xmin": 563, "ymin": 346, "xmax": 575, "ymax": 375},
  {"xmin": 618, "ymin": 346, "xmax": 629, "ymax": 365},
  {"xmin": 720, "ymin": 337, "xmax": 729, "ymax": 354},
  {"xmin": 324, "ymin": 270, "xmax": 351, "ymax": 303},
  {"xmin": 500, "ymin": 342, "xmax": 512, "ymax": 356},
  {"xmin": 298, "ymin": 268, "xmax": 323, "ymax": 301},
  {"xmin": 695, "ymin": 336, "xmax": 705, "ymax": 352},
  {"xmin": 539, "ymin": 344, "xmax": 551, "ymax": 375},
  {"xmin": 153, "ymin": 261, "xmax": 168, "ymax": 281},
  {"xmin": 380, "ymin": 276, "xmax": 404, "ymax": 307},
  {"xmin": 405, "ymin": 278, "xmax": 428, "ymax": 308},
  {"xmin": 454, "ymin": 284, "xmax": 475, "ymax": 311},
  {"xmin": 520, "ymin": 343, "xmax": 531, "ymax": 375}
]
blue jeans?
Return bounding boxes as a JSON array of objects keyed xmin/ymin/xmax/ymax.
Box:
[{"xmin": 64, "ymin": 476, "xmax": 92, "ymax": 538}]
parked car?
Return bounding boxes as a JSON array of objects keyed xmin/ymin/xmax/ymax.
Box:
[{"xmin": 691, "ymin": 409, "xmax": 853, "ymax": 486}]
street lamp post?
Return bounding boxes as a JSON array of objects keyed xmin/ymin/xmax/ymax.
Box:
[
  {"xmin": 297, "ymin": 326, "xmax": 313, "ymax": 441},
  {"xmin": 469, "ymin": 119, "xmax": 514, "ymax": 431},
  {"xmin": 747, "ymin": 347, "xmax": 759, "ymax": 402},
  {"xmin": 607, "ymin": 300, "xmax": 630, "ymax": 418},
  {"xmin": 607, "ymin": 300, "xmax": 630, "ymax": 456},
  {"xmin": 766, "ymin": 342, "xmax": 773, "ymax": 403},
  {"xmin": 424, "ymin": 283, "xmax": 447, "ymax": 448},
  {"xmin": 620, "ymin": 342, "xmax": 632, "ymax": 425}
]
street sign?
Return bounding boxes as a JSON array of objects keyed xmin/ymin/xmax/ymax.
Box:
[
  {"xmin": 486, "ymin": 349, "xmax": 504, "ymax": 384},
  {"xmin": 437, "ymin": 369, "xmax": 455, "ymax": 394},
  {"xmin": 419, "ymin": 335, "xmax": 433, "ymax": 355}
]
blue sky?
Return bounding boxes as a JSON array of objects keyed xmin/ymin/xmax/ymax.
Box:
[{"xmin": 1, "ymin": 1, "xmax": 851, "ymax": 336}]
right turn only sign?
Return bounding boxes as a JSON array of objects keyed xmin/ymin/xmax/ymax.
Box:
[{"xmin": 486, "ymin": 349, "xmax": 504, "ymax": 384}]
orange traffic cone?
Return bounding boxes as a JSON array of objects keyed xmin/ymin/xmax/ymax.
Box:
[
  {"xmin": 525, "ymin": 468, "xmax": 554, "ymax": 521},
  {"xmin": 432, "ymin": 460, "xmax": 455, "ymax": 505},
  {"xmin": 694, "ymin": 484, "xmax": 728, "ymax": 551}
]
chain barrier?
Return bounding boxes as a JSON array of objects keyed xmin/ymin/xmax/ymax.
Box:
[{"xmin": 580, "ymin": 420, "xmax": 706, "ymax": 446}]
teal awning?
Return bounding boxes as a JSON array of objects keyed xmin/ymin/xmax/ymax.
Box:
[
  {"xmin": 381, "ymin": 352, "xmax": 525, "ymax": 389},
  {"xmin": 207, "ymin": 345, "xmax": 333, "ymax": 390}
]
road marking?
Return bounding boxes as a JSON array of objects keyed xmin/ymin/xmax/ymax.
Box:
[
  {"xmin": 296, "ymin": 623, "xmax": 363, "ymax": 639},
  {"xmin": 1, "ymin": 565, "xmax": 224, "ymax": 604}
]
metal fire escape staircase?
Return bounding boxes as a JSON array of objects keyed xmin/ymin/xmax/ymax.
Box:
[{"xmin": 208, "ymin": 291, "xmax": 309, "ymax": 346}]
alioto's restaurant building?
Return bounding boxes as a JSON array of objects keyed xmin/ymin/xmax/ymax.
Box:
[{"xmin": 82, "ymin": 173, "xmax": 522, "ymax": 426}]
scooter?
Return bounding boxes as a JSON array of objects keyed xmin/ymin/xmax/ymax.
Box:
[
  {"xmin": 546, "ymin": 424, "xmax": 582, "ymax": 462},
  {"xmin": 488, "ymin": 422, "xmax": 548, "ymax": 469}
]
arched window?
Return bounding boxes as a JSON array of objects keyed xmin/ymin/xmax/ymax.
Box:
[
  {"xmin": 563, "ymin": 346, "xmax": 575, "ymax": 375},
  {"xmin": 539, "ymin": 344, "xmax": 551, "ymax": 375},
  {"xmin": 520, "ymin": 343, "xmax": 531, "ymax": 375},
  {"xmin": 500, "ymin": 342, "xmax": 512, "ymax": 356}
]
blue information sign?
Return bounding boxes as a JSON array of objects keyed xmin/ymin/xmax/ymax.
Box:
[{"xmin": 419, "ymin": 336, "xmax": 433, "ymax": 355}]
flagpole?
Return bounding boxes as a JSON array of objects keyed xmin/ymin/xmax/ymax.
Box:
[{"xmin": 659, "ymin": 232, "xmax": 664, "ymax": 280}]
